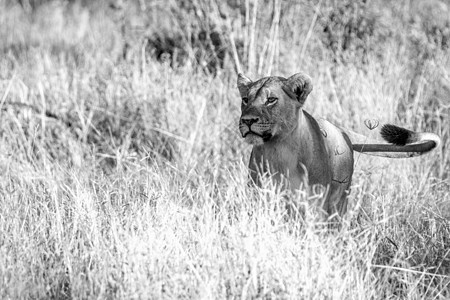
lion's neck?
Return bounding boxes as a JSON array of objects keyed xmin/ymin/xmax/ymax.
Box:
[
  {"xmin": 252, "ymin": 110, "xmax": 308, "ymax": 175},
  {"xmin": 251, "ymin": 110, "xmax": 325, "ymax": 186}
]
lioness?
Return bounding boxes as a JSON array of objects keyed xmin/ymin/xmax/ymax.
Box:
[{"xmin": 237, "ymin": 72, "xmax": 440, "ymax": 218}]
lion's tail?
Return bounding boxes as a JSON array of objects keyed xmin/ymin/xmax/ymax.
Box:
[{"xmin": 342, "ymin": 124, "xmax": 440, "ymax": 158}]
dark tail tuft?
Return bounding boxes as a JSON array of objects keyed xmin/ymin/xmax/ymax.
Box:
[{"xmin": 380, "ymin": 124, "xmax": 414, "ymax": 146}]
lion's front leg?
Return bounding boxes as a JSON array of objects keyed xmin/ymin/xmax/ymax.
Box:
[{"xmin": 248, "ymin": 148, "xmax": 264, "ymax": 188}]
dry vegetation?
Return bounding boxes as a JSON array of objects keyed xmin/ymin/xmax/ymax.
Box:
[{"xmin": 0, "ymin": 0, "xmax": 449, "ymax": 299}]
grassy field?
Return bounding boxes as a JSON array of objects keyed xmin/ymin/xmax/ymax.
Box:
[{"xmin": 0, "ymin": 0, "xmax": 449, "ymax": 299}]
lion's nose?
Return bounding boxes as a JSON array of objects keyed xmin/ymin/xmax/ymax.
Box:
[{"xmin": 241, "ymin": 116, "xmax": 260, "ymax": 127}]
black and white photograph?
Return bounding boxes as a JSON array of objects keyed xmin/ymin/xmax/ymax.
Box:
[{"xmin": 0, "ymin": 0, "xmax": 449, "ymax": 298}]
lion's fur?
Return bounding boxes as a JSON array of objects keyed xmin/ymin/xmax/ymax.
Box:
[{"xmin": 237, "ymin": 72, "xmax": 440, "ymax": 219}]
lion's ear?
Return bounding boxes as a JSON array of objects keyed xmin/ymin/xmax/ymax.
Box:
[
  {"xmin": 283, "ymin": 72, "xmax": 313, "ymax": 106},
  {"xmin": 237, "ymin": 73, "xmax": 253, "ymax": 96}
]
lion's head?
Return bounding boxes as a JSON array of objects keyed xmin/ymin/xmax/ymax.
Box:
[{"xmin": 237, "ymin": 72, "xmax": 313, "ymax": 145}]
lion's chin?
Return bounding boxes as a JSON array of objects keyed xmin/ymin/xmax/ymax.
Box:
[{"xmin": 244, "ymin": 133, "xmax": 265, "ymax": 145}]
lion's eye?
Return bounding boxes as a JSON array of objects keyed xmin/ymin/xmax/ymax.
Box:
[
  {"xmin": 266, "ymin": 97, "xmax": 278, "ymax": 105},
  {"xmin": 242, "ymin": 97, "xmax": 249, "ymax": 105}
]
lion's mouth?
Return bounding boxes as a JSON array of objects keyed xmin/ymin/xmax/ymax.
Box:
[
  {"xmin": 239, "ymin": 121, "xmax": 274, "ymax": 142},
  {"xmin": 241, "ymin": 129, "xmax": 272, "ymax": 141}
]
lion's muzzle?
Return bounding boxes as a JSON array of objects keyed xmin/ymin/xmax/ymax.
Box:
[{"xmin": 239, "ymin": 115, "xmax": 273, "ymax": 142}]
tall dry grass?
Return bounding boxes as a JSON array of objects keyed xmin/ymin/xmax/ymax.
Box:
[{"xmin": 0, "ymin": 0, "xmax": 449, "ymax": 299}]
